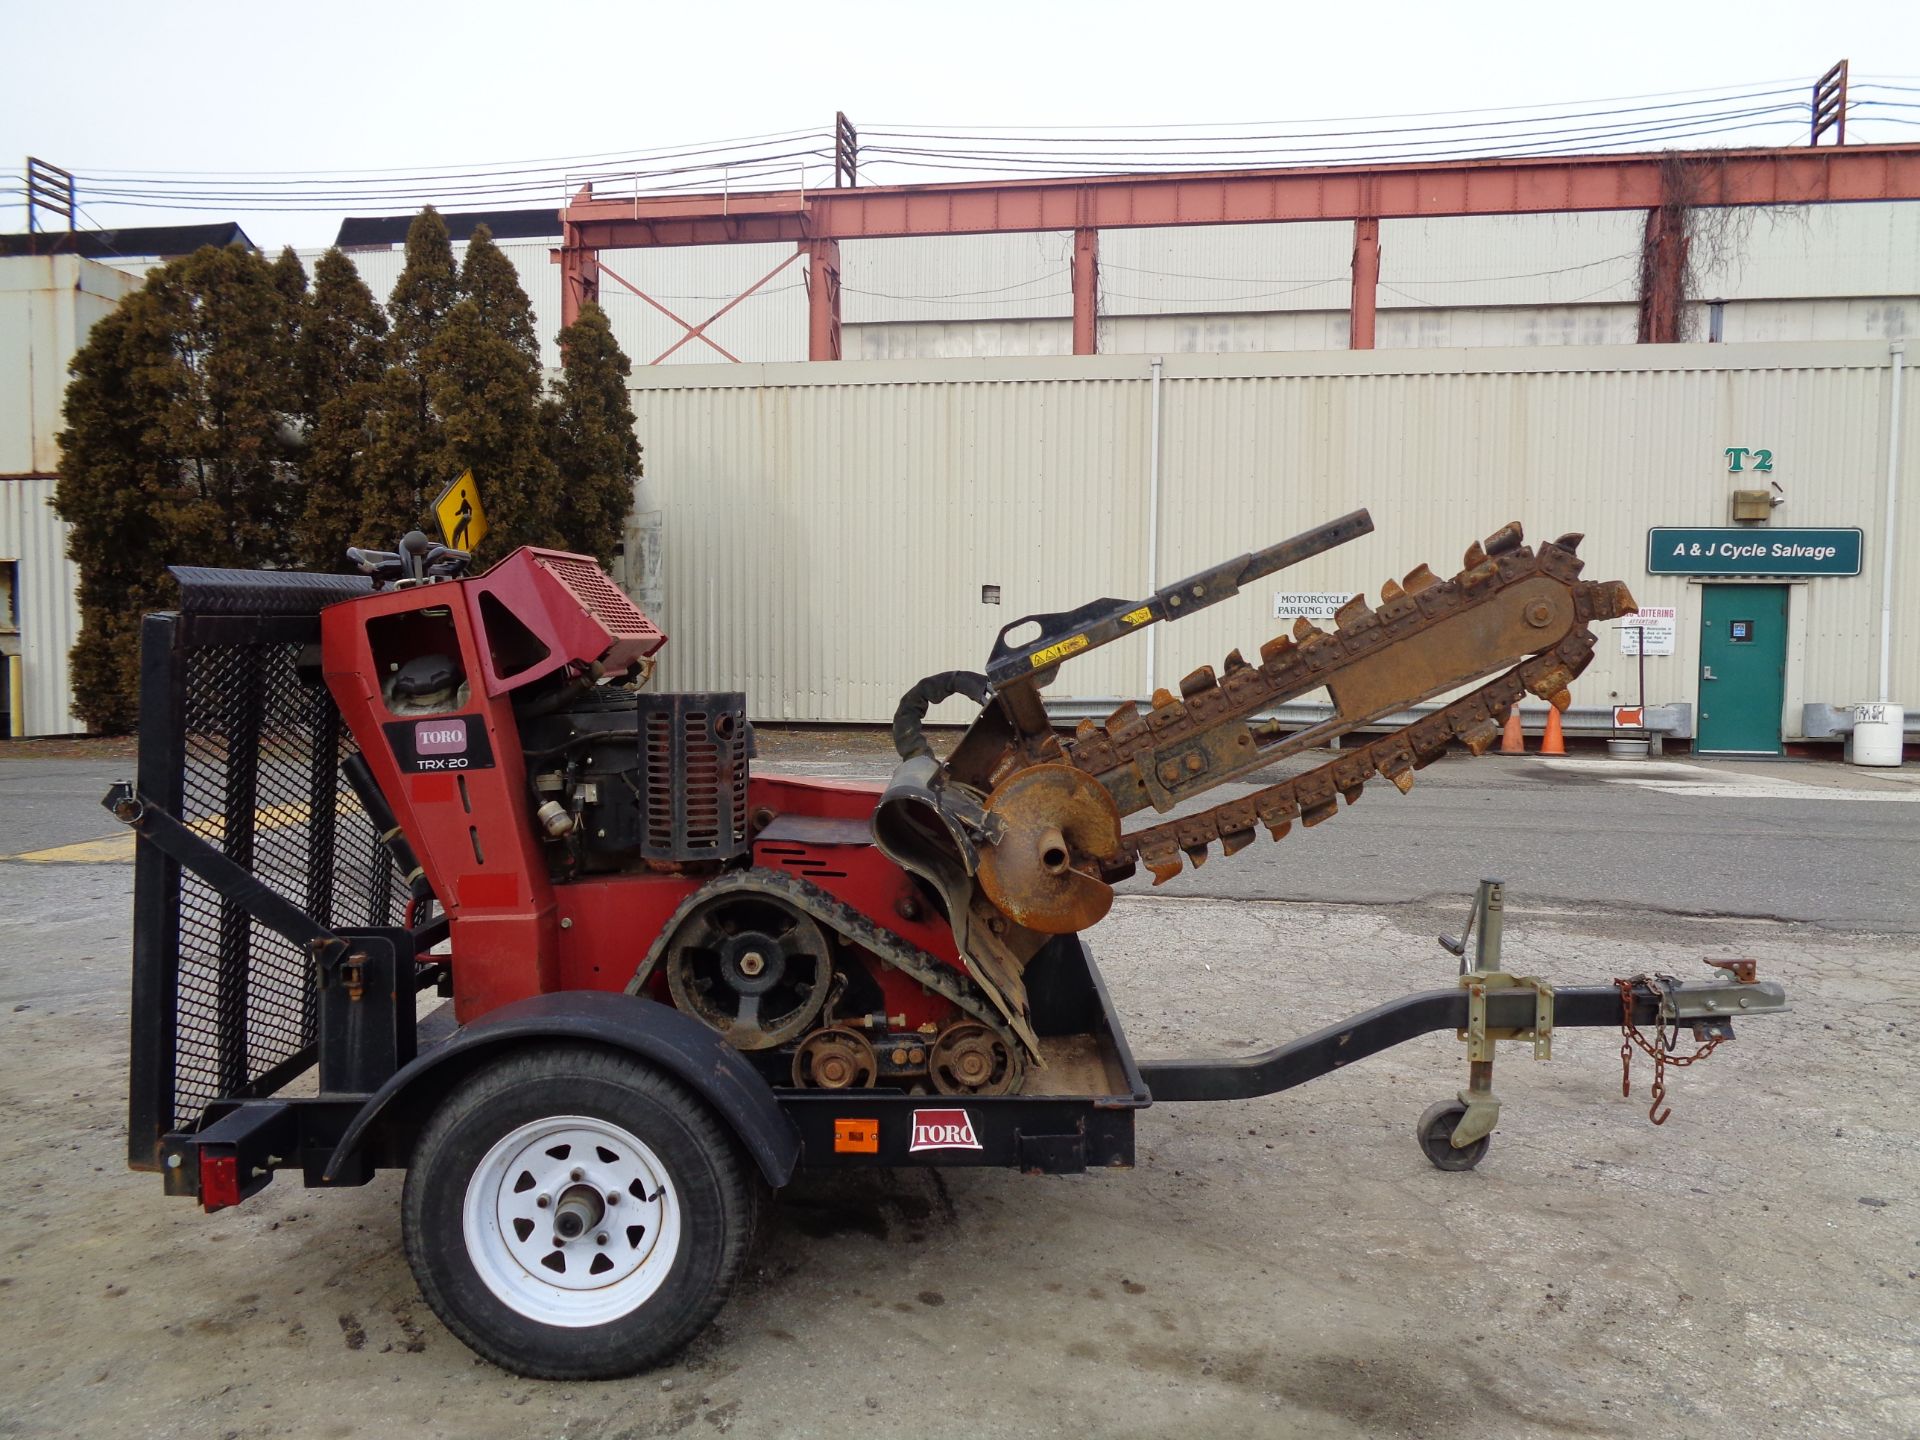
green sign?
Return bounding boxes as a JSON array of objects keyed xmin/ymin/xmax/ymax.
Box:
[{"xmin": 1646, "ymin": 527, "xmax": 1862, "ymax": 576}]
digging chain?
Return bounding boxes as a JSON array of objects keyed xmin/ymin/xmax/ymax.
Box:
[
  {"xmin": 1615, "ymin": 975, "xmax": 1726, "ymax": 1125},
  {"xmin": 1051, "ymin": 528, "xmax": 1633, "ymax": 883}
]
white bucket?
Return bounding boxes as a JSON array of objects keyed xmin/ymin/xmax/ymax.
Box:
[{"xmin": 1850, "ymin": 703, "xmax": 1905, "ymax": 767}]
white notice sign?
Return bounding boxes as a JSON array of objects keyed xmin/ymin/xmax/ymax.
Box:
[
  {"xmin": 1274, "ymin": 591, "xmax": 1355, "ymax": 621},
  {"xmin": 1618, "ymin": 606, "xmax": 1677, "ymax": 656}
]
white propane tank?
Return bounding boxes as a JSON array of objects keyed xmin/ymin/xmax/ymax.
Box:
[{"xmin": 1849, "ymin": 703, "xmax": 1906, "ymax": 767}]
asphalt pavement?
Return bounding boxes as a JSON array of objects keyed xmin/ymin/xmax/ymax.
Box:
[{"xmin": 5, "ymin": 745, "xmax": 1917, "ymax": 935}]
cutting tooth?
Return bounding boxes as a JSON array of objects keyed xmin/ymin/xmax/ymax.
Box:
[
  {"xmin": 1151, "ymin": 687, "xmax": 1178, "ymax": 709},
  {"xmin": 1179, "ymin": 665, "xmax": 1218, "ymax": 699},
  {"xmin": 1141, "ymin": 846, "xmax": 1184, "ymax": 885},
  {"xmin": 1460, "ymin": 718, "xmax": 1502, "ymax": 756},
  {"xmin": 1075, "ymin": 718, "xmax": 1099, "ymax": 741},
  {"xmin": 1259, "ymin": 633, "xmax": 1296, "ymax": 664},
  {"xmin": 1384, "ymin": 766, "xmax": 1416, "ymax": 794},
  {"xmin": 1484, "ymin": 521, "xmax": 1525, "ymax": 556},
  {"xmin": 1181, "ymin": 845, "xmax": 1210, "ymax": 870},
  {"xmin": 1463, "ymin": 540, "xmax": 1488, "ymax": 569},
  {"xmin": 1265, "ymin": 819, "xmax": 1293, "ymax": 842},
  {"xmin": 1402, "ymin": 563, "xmax": 1439, "ymax": 594},
  {"xmin": 1222, "ymin": 648, "xmax": 1250, "ymax": 675},
  {"xmin": 1300, "ymin": 800, "xmax": 1338, "ymax": 827},
  {"xmin": 1104, "ymin": 700, "xmax": 1140, "ymax": 731},
  {"xmin": 1292, "ymin": 617, "xmax": 1319, "ymax": 642},
  {"xmin": 1219, "ymin": 828, "xmax": 1257, "ymax": 856},
  {"xmin": 1332, "ymin": 593, "xmax": 1373, "ymax": 629},
  {"xmin": 1549, "ymin": 687, "xmax": 1573, "ymax": 712},
  {"xmin": 1379, "ymin": 578, "xmax": 1404, "ymax": 603},
  {"xmin": 1554, "ymin": 532, "xmax": 1585, "ymax": 554}
]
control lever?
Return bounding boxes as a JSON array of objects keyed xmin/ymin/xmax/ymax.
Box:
[{"xmin": 347, "ymin": 535, "xmax": 471, "ymax": 587}]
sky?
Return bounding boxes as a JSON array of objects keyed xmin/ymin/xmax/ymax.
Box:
[{"xmin": 2, "ymin": 0, "xmax": 1916, "ymax": 252}]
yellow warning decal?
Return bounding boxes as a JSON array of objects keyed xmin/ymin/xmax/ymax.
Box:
[
  {"xmin": 1030, "ymin": 634, "xmax": 1090, "ymax": 669},
  {"xmin": 1121, "ymin": 606, "xmax": 1153, "ymax": 627}
]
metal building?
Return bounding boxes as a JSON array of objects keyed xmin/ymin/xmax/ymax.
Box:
[
  {"xmin": 292, "ymin": 201, "xmax": 1917, "ymax": 374},
  {"xmin": 620, "ymin": 340, "xmax": 1914, "ymax": 753},
  {"xmin": 0, "ymin": 254, "xmax": 138, "ymax": 736}
]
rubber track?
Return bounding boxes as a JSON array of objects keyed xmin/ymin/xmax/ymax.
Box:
[{"xmin": 627, "ymin": 867, "xmax": 1024, "ymax": 1059}]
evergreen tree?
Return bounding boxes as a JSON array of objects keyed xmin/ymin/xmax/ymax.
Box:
[
  {"xmin": 460, "ymin": 225, "xmax": 540, "ymax": 366},
  {"xmin": 54, "ymin": 244, "xmax": 302, "ymax": 730},
  {"xmin": 358, "ymin": 208, "xmax": 459, "ymax": 538},
  {"xmin": 425, "ymin": 297, "xmax": 564, "ymax": 554},
  {"xmin": 270, "ymin": 245, "xmax": 309, "ymax": 306},
  {"xmin": 548, "ymin": 302, "xmax": 641, "ymax": 563},
  {"xmin": 291, "ymin": 249, "xmax": 391, "ymax": 568},
  {"xmin": 385, "ymin": 207, "xmax": 459, "ymax": 375},
  {"xmin": 426, "ymin": 223, "xmax": 567, "ymax": 555}
]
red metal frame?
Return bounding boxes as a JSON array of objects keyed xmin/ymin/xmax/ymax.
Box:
[
  {"xmin": 594, "ymin": 251, "xmax": 806, "ymax": 364},
  {"xmin": 554, "ymin": 143, "xmax": 1920, "ymax": 357},
  {"xmin": 321, "ymin": 550, "xmax": 970, "ymax": 1032}
]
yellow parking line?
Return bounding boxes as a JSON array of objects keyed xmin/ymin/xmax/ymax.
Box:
[
  {"xmin": 5, "ymin": 833, "xmax": 138, "ymax": 864},
  {"xmin": 3, "ymin": 799, "xmax": 359, "ymax": 865}
]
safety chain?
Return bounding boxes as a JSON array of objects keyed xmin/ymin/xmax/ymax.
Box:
[{"xmin": 1615, "ymin": 975, "xmax": 1726, "ymax": 1125}]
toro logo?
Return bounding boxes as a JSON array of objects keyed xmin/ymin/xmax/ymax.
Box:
[
  {"xmin": 415, "ymin": 718, "xmax": 467, "ymax": 755},
  {"xmin": 908, "ymin": 1108, "xmax": 982, "ymax": 1153}
]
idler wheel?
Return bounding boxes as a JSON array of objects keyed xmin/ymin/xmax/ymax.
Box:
[
  {"xmin": 791, "ymin": 1027, "xmax": 878, "ymax": 1090},
  {"xmin": 928, "ymin": 1020, "xmax": 1024, "ymax": 1097}
]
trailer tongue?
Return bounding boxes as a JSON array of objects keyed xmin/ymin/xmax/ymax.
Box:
[{"xmin": 111, "ymin": 514, "xmax": 1784, "ymax": 1381}]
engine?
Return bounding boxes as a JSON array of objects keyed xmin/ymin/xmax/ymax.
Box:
[{"xmin": 518, "ymin": 689, "xmax": 751, "ymax": 875}]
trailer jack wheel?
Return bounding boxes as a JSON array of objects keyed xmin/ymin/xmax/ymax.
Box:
[
  {"xmin": 401, "ymin": 1045, "xmax": 759, "ymax": 1380},
  {"xmin": 1415, "ymin": 1099, "xmax": 1491, "ymax": 1172}
]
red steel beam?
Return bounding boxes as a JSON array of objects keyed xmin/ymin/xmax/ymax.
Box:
[
  {"xmin": 806, "ymin": 238, "xmax": 842, "ymax": 360},
  {"xmin": 1072, "ymin": 227, "xmax": 1098, "ymax": 355},
  {"xmin": 561, "ymin": 145, "xmax": 1920, "ymax": 250},
  {"xmin": 1349, "ymin": 218, "xmax": 1380, "ymax": 350}
]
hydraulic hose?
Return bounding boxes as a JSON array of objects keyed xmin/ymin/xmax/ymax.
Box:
[
  {"xmin": 891, "ymin": 671, "xmax": 992, "ymax": 761},
  {"xmin": 341, "ymin": 752, "xmax": 435, "ymax": 902}
]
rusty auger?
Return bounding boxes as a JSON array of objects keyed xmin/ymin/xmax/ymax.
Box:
[{"xmin": 874, "ymin": 510, "xmax": 1636, "ymax": 1058}]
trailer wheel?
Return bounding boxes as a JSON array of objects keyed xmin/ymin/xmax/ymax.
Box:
[
  {"xmin": 402, "ymin": 1044, "xmax": 759, "ymax": 1380},
  {"xmin": 1415, "ymin": 1099, "xmax": 1491, "ymax": 1172}
]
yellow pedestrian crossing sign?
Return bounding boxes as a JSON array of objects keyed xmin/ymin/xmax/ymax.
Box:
[{"xmin": 433, "ymin": 470, "xmax": 488, "ymax": 552}]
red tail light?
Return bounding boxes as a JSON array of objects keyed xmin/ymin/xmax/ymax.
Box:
[{"xmin": 200, "ymin": 1153, "xmax": 241, "ymax": 1212}]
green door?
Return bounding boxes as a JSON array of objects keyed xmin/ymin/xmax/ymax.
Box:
[{"xmin": 1697, "ymin": 584, "xmax": 1788, "ymax": 755}]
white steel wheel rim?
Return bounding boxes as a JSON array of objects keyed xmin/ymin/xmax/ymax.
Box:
[{"xmin": 461, "ymin": 1114, "xmax": 681, "ymax": 1328}]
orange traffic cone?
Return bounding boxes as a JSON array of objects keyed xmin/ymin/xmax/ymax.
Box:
[
  {"xmin": 1541, "ymin": 704, "xmax": 1567, "ymax": 756},
  {"xmin": 1498, "ymin": 707, "xmax": 1526, "ymax": 755}
]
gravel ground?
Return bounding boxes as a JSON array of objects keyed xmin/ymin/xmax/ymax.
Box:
[{"xmin": 3, "ymin": 861, "xmax": 1915, "ymax": 1439}]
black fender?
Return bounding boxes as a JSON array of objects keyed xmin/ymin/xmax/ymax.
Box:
[{"xmin": 323, "ymin": 991, "xmax": 799, "ymax": 1188}]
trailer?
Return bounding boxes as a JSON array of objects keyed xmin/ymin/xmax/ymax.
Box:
[{"xmin": 114, "ymin": 521, "xmax": 1786, "ymax": 1380}]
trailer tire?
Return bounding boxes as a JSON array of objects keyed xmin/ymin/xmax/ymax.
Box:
[{"xmin": 402, "ymin": 1043, "xmax": 760, "ymax": 1380}]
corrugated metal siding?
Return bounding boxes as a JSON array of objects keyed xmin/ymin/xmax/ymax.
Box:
[
  {"xmin": 1720, "ymin": 296, "xmax": 1916, "ymax": 343},
  {"xmin": 1099, "ymin": 309, "xmax": 1351, "ymax": 353},
  {"xmin": 1693, "ymin": 202, "xmax": 1920, "ymax": 302},
  {"xmin": 847, "ymin": 318, "xmax": 1072, "ymax": 360},
  {"xmin": 625, "ymin": 343, "xmax": 1913, "ymax": 730},
  {"xmin": 0, "ymin": 477, "xmax": 80, "ymax": 736},
  {"xmin": 843, "ymin": 235, "xmax": 1073, "ymax": 323},
  {"xmin": 1377, "ymin": 213, "xmax": 1643, "ymax": 309},
  {"xmin": 595, "ymin": 243, "xmax": 806, "ymax": 365},
  {"xmin": 1, "ymin": 256, "xmax": 138, "ymax": 475},
  {"xmin": 625, "ymin": 364, "xmax": 1150, "ymax": 721},
  {"xmin": 1099, "ymin": 223, "xmax": 1351, "ymax": 316},
  {"xmin": 1150, "ymin": 347, "xmax": 1909, "ymax": 723}
]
